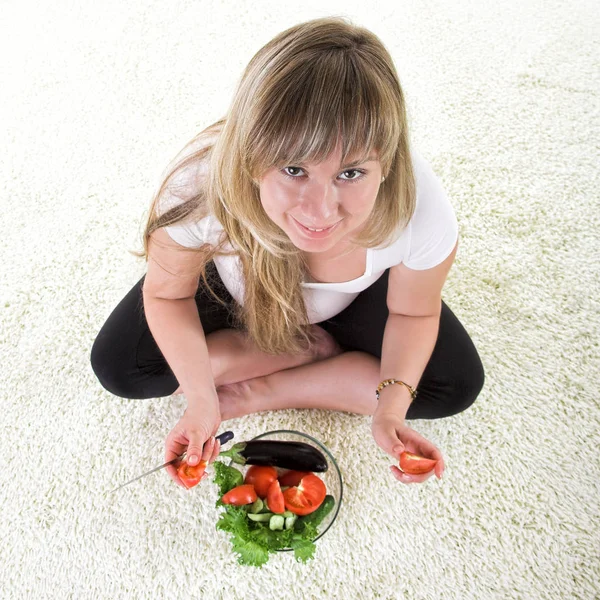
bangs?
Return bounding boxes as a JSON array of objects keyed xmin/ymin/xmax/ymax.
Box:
[{"xmin": 245, "ymin": 50, "xmax": 400, "ymax": 176}]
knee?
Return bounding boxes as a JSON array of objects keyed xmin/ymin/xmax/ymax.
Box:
[
  {"xmin": 443, "ymin": 353, "xmax": 485, "ymax": 418},
  {"xmin": 90, "ymin": 332, "xmax": 134, "ymax": 399}
]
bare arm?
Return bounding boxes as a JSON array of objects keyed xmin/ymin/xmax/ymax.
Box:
[
  {"xmin": 142, "ymin": 227, "xmax": 219, "ymax": 414},
  {"xmin": 375, "ymin": 240, "xmax": 458, "ymax": 418}
]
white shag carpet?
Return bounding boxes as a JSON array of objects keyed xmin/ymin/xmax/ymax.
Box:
[{"xmin": 1, "ymin": 1, "xmax": 598, "ymax": 598}]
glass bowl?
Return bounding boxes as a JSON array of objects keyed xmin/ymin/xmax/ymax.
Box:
[{"xmin": 236, "ymin": 429, "xmax": 344, "ymax": 550}]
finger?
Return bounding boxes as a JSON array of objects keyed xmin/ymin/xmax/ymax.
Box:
[
  {"xmin": 200, "ymin": 436, "xmax": 215, "ymax": 463},
  {"xmin": 391, "ymin": 465, "xmax": 436, "ymax": 484},
  {"xmin": 435, "ymin": 457, "xmax": 445, "ymax": 479},
  {"xmin": 210, "ymin": 438, "xmax": 221, "ymax": 463},
  {"xmin": 165, "ymin": 438, "xmax": 187, "ymax": 464},
  {"xmin": 390, "ymin": 465, "xmax": 412, "ymax": 484},
  {"xmin": 377, "ymin": 428, "xmax": 405, "ymax": 459},
  {"xmin": 165, "ymin": 463, "xmax": 186, "ymax": 488},
  {"xmin": 186, "ymin": 435, "xmax": 209, "ymax": 466}
]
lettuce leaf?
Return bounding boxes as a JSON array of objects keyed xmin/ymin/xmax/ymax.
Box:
[
  {"xmin": 212, "ymin": 460, "xmax": 318, "ymax": 566},
  {"xmin": 213, "ymin": 460, "xmax": 243, "ymax": 506}
]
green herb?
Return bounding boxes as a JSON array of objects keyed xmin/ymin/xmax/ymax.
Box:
[
  {"xmin": 213, "ymin": 459, "xmax": 243, "ymax": 506},
  {"xmin": 212, "ymin": 460, "xmax": 319, "ymax": 567}
]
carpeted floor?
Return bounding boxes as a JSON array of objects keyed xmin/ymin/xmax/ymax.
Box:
[{"xmin": 1, "ymin": 1, "xmax": 598, "ymax": 598}]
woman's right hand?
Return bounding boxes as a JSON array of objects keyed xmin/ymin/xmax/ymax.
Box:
[{"xmin": 164, "ymin": 404, "xmax": 222, "ymax": 489}]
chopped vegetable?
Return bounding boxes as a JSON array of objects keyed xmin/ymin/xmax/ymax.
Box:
[
  {"xmin": 248, "ymin": 498, "xmax": 264, "ymax": 514},
  {"xmin": 269, "ymin": 515, "xmax": 285, "ymax": 531},
  {"xmin": 214, "ymin": 461, "xmax": 243, "ymax": 502},
  {"xmin": 248, "ymin": 512, "xmax": 273, "ymax": 522},
  {"xmin": 266, "ymin": 480, "xmax": 285, "ymax": 514},
  {"xmin": 399, "ymin": 451, "xmax": 438, "ymax": 475},
  {"xmin": 283, "ymin": 473, "xmax": 327, "ymax": 516},
  {"xmin": 176, "ymin": 459, "xmax": 208, "ymax": 489},
  {"xmin": 278, "ymin": 470, "xmax": 312, "ymax": 487},
  {"xmin": 221, "ymin": 484, "xmax": 258, "ymax": 506},
  {"xmin": 284, "ymin": 514, "xmax": 297, "ymax": 530},
  {"xmin": 243, "ymin": 465, "xmax": 278, "ymax": 498}
]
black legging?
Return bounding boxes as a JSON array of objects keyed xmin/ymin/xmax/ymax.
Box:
[{"xmin": 90, "ymin": 261, "xmax": 485, "ymax": 419}]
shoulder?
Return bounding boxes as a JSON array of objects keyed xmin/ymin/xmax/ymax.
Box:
[
  {"xmin": 156, "ymin": 130, "xmax": 223, "ymax": 248},
  {"xmin": 370, "ymin": 147, "xmax": 458, "ymax": 271},
  {"xmin": 157, "ymin": 132, "xmax": 217, "ymax": 213},
  {"xmin": 403, "ymin": 147, "xmax": 459, "ymax": 270}
]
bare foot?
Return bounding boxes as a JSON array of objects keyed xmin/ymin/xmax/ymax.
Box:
[
  {"xmin": 308, "ymin": 325, "xmax": 343, "ymax": 362},
  {"xmin": 216, "ymin": 376, "xmax": 271, "ymax": 420}
]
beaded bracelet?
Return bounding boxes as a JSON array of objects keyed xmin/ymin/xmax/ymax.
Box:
[{"xmin": 375, "ymin": 378, "xmax": 417, "ymax": 402}]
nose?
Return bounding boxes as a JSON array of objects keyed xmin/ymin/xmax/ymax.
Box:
[{"xmin": 298, "ymin": 181, "xmax": 338, "ymax": 225}]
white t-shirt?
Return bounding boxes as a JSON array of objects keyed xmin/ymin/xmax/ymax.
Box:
[{"xmin": 159, "ymin": 147, "xmax": 458, "ymax": 323}]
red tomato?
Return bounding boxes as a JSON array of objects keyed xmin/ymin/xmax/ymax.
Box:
[
  {"xmin": 278, "ymin": 470, "xmax": 311, "ymax": 488},
  {"xmin": 221, "ymin": 484, "xmax": 257, "ymax": 506},
  {"xmin": 177, "ymin": 459, "xmax": 207, "ymax": 489},
  {"xmin": 283, "ymin": 474, "xmax": 326, "ymax": 516},
  {"xmin": 266, "ymin": 480, "xmax": 285, "ymax": 514},
  {"xmin": 399, "ymin": 451, "xmax": 438, "ymax": 475},
  {"xmin": 244, "ymin": 465, "xmax": 278, "ymax": 498}
]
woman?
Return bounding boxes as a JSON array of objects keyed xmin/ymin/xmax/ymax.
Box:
[{"xmin": 91, "ymin": 17, "xmax": 484, "ymax": 488}]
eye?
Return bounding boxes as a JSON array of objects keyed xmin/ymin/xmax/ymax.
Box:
[
  {"xmin": 338, "ymin": 169, "xmax": 366, "ymax": 183},
  {"xmin": 281, "ymin": 166, "xmax": 365, "ymax": 183},
  {"xmin": 282, "ymin": 166, "xmax": 304, "ymax": 178}
]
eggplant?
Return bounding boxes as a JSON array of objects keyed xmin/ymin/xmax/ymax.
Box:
[{"xmin": 218, "ymin": 440, "xmax": 328, "ymax": 472}]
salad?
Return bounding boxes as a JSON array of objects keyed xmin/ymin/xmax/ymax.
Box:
[{"xmin": 213, "ymin": 461, "xmax": 335, "ymax": 567}]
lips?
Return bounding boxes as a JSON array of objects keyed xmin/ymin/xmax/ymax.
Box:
[
  {"xmin": 291, "ymin": 217, "xmax": 341, "ymax": 239},
  {"xmin": 299, "ymin": 223, "xmax": 337, "ymax": 232}
]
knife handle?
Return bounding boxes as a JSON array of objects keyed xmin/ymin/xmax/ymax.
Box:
[
  {"xmin": 216, "ymin": 430, "xmax": 234, "ymax": 445},
  {"xmin": 177, "ymin": 430, "xmax": 234, "ymax": 461}
]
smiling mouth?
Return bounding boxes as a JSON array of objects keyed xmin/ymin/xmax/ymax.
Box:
[
  {"xmin": 303, "ymin": 225, "xmax": 334, "ymax": 232},
  {"xmin": 292, "ymin": 217, "xmax": 340, "ymax": 233}
]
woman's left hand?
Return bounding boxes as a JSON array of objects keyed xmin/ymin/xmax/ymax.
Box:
[{"xmin": 371, "ymin": 412, "xmax": 445, "ymax": 484}]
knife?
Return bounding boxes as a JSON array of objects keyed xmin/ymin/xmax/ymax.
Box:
[{"xmin": 106, "ymin": 430, "xmax": 235, "ymax": 494}]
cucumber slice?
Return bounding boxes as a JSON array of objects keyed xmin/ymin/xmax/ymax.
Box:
[
  {"xmin": 261, "ymin": 498, "xmax": 270, "ymax": 513},
  {"xmin": 282, "ymin": 511, "xmax": 294, "ymax": 518},
  {"xmin": 269, "ymin": 515, "xmax": 285, "ymax": 531},
  {"xmin": 249, "ymin": 498, "xmax": 264, "ymax": 514},
  {"xmin": 248, "ymin": 512, "xmax": 273, "ymax": 522},
  {"xmin": 284, "ymin": 515, "xmax": 297, "ymax": 530}
]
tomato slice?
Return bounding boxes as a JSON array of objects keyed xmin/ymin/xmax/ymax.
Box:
[
  {"xmin": 278, "ymin": 470, "xmax": 312, "ymax": 488},
  {"xmin": 177, "ymin": 459, "xmax": 208, "ymax": 489},
  {"xmin": 244, "ymin": 465, "xmax": 278, "ymax": 498},
  {"xmin": 221, "ymin": 484, "xmax": 258, "ymax": 506},
  {"xmin": 266, "ymin": 480, "xmax": 285, "ymax": 514},
  {"xmin": 399, "ymin": 451, "xmax": 438, "ymax": 475},
  {"xmin": 282, "ymin": 474, "xmax": 326, "ymax": 516}
]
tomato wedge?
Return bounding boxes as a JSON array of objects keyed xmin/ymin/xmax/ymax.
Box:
[
  {"xmin": 221, "ymin": 484, "xmax": 258, "ymax": 506},
  {"xmin": 177, "ymin": 459, "xmax": 208, "ymax": 489},
  {"xmin": 399, "ymin": 451, "xmax": 438, "ymax": 475},
  {"xmin": 278, "ymin": 470, "xmax": 312, "ymax": 488},
  {"xmin": 282, "ymin": 474, "xmax": 326, "ymax": 516},
  {"xmin": 244, "ymin": 465, "xmax": 278, "ymax": 498},
  {"xmin": 266, "ymin": 480, "xmax": 285, "ymax": 514}
]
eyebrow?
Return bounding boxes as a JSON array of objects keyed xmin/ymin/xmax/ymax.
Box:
[
  {"xmin": 341, "ymin": 155, "xmax": 379, "ymax": 168},
  {"xmin": 292, "ymin": 155, "xmax": 379, "ymax": 169}
]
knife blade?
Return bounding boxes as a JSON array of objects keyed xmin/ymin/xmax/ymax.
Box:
[{"xmin": 106, "ymin": 430, "xmax": 235, "ymax": 495}]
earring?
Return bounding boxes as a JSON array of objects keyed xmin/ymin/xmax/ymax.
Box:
[{"xmin": 381, "ymin": 175, "xmax": 386, "ymax": 183}]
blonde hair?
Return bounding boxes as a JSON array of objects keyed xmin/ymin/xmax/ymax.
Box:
[{"xmin": 133, "ymin": 16, "xmax": 416, "ymax": 354}]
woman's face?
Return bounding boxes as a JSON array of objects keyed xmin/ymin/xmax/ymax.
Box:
[{"xmin": 257, "ymin": 144, "xmax": 383, "ymax": 257}]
